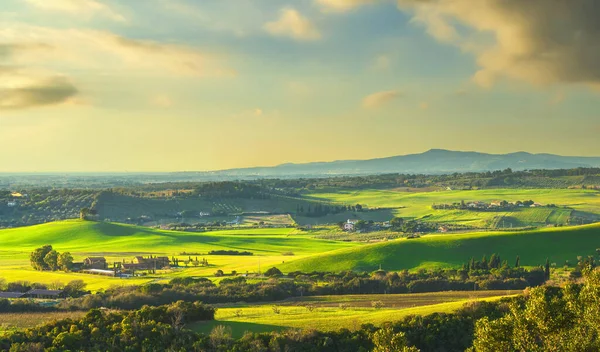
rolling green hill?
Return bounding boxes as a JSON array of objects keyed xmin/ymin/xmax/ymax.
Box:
[
  {"xmin": 0, "ymin": 220, "xmax": 358, "ymax": 290},
  {"xmin": 0, "ymin": 220, "xmax": 355, "ymax": 255},
  {"xmin": 281, "ymin": 224, "xmax": 600, "ymax": 272}
]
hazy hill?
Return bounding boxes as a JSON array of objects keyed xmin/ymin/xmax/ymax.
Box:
[{"xmin": 210, "ymin": 149, "xmax": 600, "ymax": 178}]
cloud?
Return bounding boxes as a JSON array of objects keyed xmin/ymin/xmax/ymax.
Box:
[
  {"xmin": 362, "ymin": 90, "xmax": 400, "ymax": 108},
  {"xmin": 0, "ymin": 70, "xmax": 77, "ymax": 110},
  {"xmin": 264, "ymin": 8, "xmax": 321, "ymax": 41},
  {"xmin": 24, "ymin": 0, "xmax": 126, "ymax": 22},
  {"xmin": 315, "ymin": 0, "xmax": 382, "ymax": 12},
  {"xmin": 397, "ymin": 0, "xmax": 600, "ymax": 88},
  {"xmin": 0, "ymin": 24, "xmax": 234, "ymax": 78}
]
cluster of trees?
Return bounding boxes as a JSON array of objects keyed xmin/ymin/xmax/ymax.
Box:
[
  {"xmin": 297, "ymin": 203, "xmax": 363, "ymax": 217},
  {"xmin": 0, "ymin": 301, "xmax": 215, "ymax": 351},
  {"xmin": 471, "ymin": 268, "xmax": 600, "ymax": 351},
  {"xmin": 208, "ymin": 250, "xmax": 253, "ymax": 256},
  {"xmin": 0, "ymin": 189, "xmax": 97, "ymax": 228},
  {"xmin": 29, "ymin": 245, "xmax": 73, "ymax": 271}
]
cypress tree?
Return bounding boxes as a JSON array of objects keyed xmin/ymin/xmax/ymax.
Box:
[{"xmin": 515, "ymin": 255, "xmax": 520, "ymax": 268}]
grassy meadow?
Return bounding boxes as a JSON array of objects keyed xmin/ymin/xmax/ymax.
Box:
[
  {"xmin": 190, "ymin": 291, "xmax": 515, "ymax": 337},
  {"xmin": 304, "ymin": 188, "xmax": 600, "ymax": 227},
  {"xmin": 281, "ymin": 223, "xmax": 600, "ymax": 272}
]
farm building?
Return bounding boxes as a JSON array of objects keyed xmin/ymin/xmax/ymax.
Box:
[
  {"xmin": 123, "ymin": 256, "xmax": 170, "ymax": 271},
  {"xmin": 0, "ymin": 292, "xmax": 25, "ymax": 299},
  {"xmin": 344, "ymin": 219, "xmax": 358, "ymax": 231},
  {"xmin": 83, "ymin": 257, "xmax": 107, "ymax": 269},
  {"xmin": 24, "ymin": 289, "xmax": 64, "ymax": 299}
]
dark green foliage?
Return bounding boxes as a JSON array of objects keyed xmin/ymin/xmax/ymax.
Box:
[
  {"xmin": 264, "ymin": 267, "xmax": 283, "ymax": 277},
  {"xmin": 208, "ymin": 250, "xmax": 253, "ymax": 256},
  {"xmin": 29, "ymin": 245, "xmax": 53, "ymax": 271}
]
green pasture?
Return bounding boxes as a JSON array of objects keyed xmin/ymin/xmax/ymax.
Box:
[
  {"xmin": 281, "ymin": 223, "xmax": 600, "ymax": 272},
  {"xmin": 191, "ymin": 292, "xmax": 513, "ymax": 337},
  {"xmin": 304, "ymin": 188, "xmax": 600, "ymax": 227}
]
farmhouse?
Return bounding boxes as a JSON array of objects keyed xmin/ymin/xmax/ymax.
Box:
[
  {"xmin": 344, "ymin": 219, "xmax": 358, "ymax": 231},
  {"xmin": 83, "ymin": 257, "xmax": 107, "ymax": 270},
  {"xmin": 0, "ymin": 292, "xmax": 25, "ymax": 299},
  {"xmin": 7, "ymin": 201, "xmax": 16, "ymax": 207},
  {"xmin": 24, "ymin": 289, "xmax": 64, "ymax": 299},
  {"xmin": 438, "ymin": 226, "xmax": 449, "ymax": 233},
  {"xmin": 123, "ymin": 256, "xmax": 170, "ymax": 271}
]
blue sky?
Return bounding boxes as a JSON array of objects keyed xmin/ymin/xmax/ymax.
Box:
[{"xmin": 0, "ymin": 0, "xmax": 599, "ymax": 172}]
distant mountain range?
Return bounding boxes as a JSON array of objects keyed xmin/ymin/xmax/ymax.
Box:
[{"xmin": 201, "ymin": 149, "xmax": 600, "ymax": 178}]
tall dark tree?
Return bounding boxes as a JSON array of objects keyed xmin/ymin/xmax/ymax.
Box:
[
  {"xmin": 545, "ymin": 258, "xmax": 551, "ymax": 280},
  {"xmin": 515, "ymin": 255, "xmax": 521, "ymax": 268},
  {"xmin": 30, "ymin": 245, "xmax": 53, "ymax": 271}
]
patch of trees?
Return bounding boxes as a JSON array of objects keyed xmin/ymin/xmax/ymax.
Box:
[
  {"xmin": 471, "ymin": 269, "xmax": 600, "ymax": 351},
  {"xmin": 0, "ymin": 301, "xmax": 215, "ymax": 351},
  {"xmin": 29, "ymin": 245, "xmax": 73, "ymax": 271},
  {"xmin": 297, "ymin": 203, "xmax": 363, "ymax": 217},
  {"xmin": 207, "ymin": 250, "xmax": 253, "ymax": 256}
]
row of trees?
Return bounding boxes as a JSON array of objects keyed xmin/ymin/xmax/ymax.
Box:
[
  {"xmin": 297, "ymin": 203, "xmax": 363, "ymax": 217},
  {"xmin": 30, "ymin": 245, "xmax": 73, "ymax": 271}
]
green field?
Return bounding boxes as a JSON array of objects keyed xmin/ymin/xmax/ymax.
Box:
[
  {"xmin": 190, "ymin": 291, "xmax": 514, "ymax": 337},
  {"xmin": 0, "ymin": 220, "xmax": 358, "ymax": 290},
  {"xmin": 304, "ymin": 188, "xmax": 600, "ymax": 227},
  {"xmin": 0, "ymin": 311, "xmax": 86, "ymax": 334},
  {"xmin": 281, "ymin": 223, "xmax": 600, "ymax": 272}
]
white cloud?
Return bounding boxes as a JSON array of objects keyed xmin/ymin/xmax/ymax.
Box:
[
  {"xmin": 397, "ymin": 0, "xmax": 600, "ymax": 88},
  {"xmin": 24, "ymin": 0, "xmax": 126, "ymax": 22},
  {"xmin": 362, "ymin": 90, "xmax": 400, "ymax": 108},
  {"xmin": 0, "ymin": 24, "xmax": 235, "ymax": 78},
  {"xmin": 315, "ymin": 0, "xmax": 383, "ymax": 12},
  {"xmin": 264, "ymin": 8, "xmax": 321, "ymax": 41},
  {"xmin": 0, "ymin": 24, "xmax": 235, "ymax": 110}
]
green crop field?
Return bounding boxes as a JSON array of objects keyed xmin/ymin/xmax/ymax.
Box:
[
  {"xmin": 190, "ymin": 291, "xmax": 514, "ymax": 337},
  {"xmin": 0, "ymin": 220, "xmax": 358, "ymax": 291},
  {"xmin": 303, "ymin": 188, "xmax": 600, "ymax": 227},
  {"xmin": 0, "ymin": 311, "xmax": 86, "ymax": 334},
  {"xmin": 281, "ymin": 223, "xmax": 600, "ymax": 272}
]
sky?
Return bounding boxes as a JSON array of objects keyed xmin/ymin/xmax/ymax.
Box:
[{"xmin": 1, "ymin": 0, "xmax": 599, "ymax": 172}]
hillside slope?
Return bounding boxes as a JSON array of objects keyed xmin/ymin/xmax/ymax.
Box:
[
  {"xmin": 0, "ymin": 220, "xmax": 356, "ymax": 255},
  {"xmin": 281, "ymin": 224, "xmax": 600, "ymax": 272}
]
